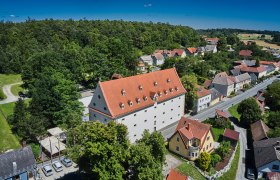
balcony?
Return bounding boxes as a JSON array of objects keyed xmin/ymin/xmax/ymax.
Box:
[{"xmin": 189, "ymin": 145, "xmax": 199, "ymax": 151}]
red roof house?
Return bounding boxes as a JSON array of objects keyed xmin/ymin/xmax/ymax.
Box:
[
  {"xmin": 166, "ymin": 169, "xmax": 188, "ymax": 180},
  {"xmin": 239, "ymin": 50, "xmax": 253, "ymax": 57},
  {"xmin": 223, "ymin": 128, "xmax": 239, "ymax": 145}
]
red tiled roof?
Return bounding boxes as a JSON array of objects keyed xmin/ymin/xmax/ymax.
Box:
[
  {"xmin": 196, "ymin": 85, "xmax": 211, "ymax": 98},
  {"xmin": 260, "ymin": 61, "xmax": 279, "ymax": 67},
  {"xmin": 186, "ymin": 47, "xmax": 197, "ymax": 54},
  {"xmin": 223, "ymin": 128, "xmax": 239, "ymax": 141},
  {"xmin": 240, "ymin": 66, "xmax": 266, "ymax": 73},
  {"xmin": 215, "ymin": 109, "xmax": 229, "ymax": 118},
  {"xmin": 250, "ymin": 120, "xmax": 270, "ymax": 141},
  {"xmin": 239, "ymin": 50, "xmax": 253, "ymax": 56},
  {"xmin": 203, "ymin": 79, "xmax": 212, "ymax": 89},
  {"xmin": 267, "ymin": 172, "xmax": 280, "ymax": 180},
  {"xmin": 167, "ymin": 169, "xmax": 188, "ymax": 180},
  {"xmin": 96, "ymin": 68, "xmax": 186, "ymax": 118},
  {"xmin": 176, "ymin": 117, "xmax": 211, "ymax": 140},
  {"xmin": 172, "ymin": 49, "xmax": 185, "ymax": 56}
]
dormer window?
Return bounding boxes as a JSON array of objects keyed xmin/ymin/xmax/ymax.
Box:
[
  {"xmin": 136, "ymin": 98, "xmax": 141, "ymax": 104},
  {"xmin": 119, "ymin": 103, "xmax": 125, "ymax": 109},
  {"xmin": 139, "ymin": 85, "xmax": 143, "ymax": 91},
  {"xmin": 143, "ymin": 96, "xmax": 148, "ymax": 101},
  {"xmin": 164, "ymin": 90, "xmax": 168, "ymax": 95},
  {"xmin": 170, "ymin": 88, "xmax": 174, "ymax": 92},
  {"xmin": 128, "ymin": 100, "xmax": 133, "ymax": 106},
  {"xmin": 154, "ymin": 82, "xmax": 158, "ymax": 87},
  {"xmin": 158, "ymin": 91, "xmax": 162, "ymax": 97},
  {"xmin": 175, "ymin": 87, "xmax": 179, "ymax": 91},
  {"xmin": 121, "ymin": 89, "xmax": 126, "ymax": 96},
  {"xmin": 167, "ymin": 78, "xmax": 171, "ymax": 83}
]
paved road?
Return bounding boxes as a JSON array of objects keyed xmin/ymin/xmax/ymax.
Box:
[
  {"xmin": 160, "ymin": 76, "xmax": 276, "ymax": 139},
  {"xmin": 0, "ymin": 82, "xmax": 22, "ymax": 104}
]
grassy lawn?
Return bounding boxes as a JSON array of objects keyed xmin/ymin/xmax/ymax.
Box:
[
  {"xmin": 11, "ymin": 83, "xmax": 24, "ymax": 97},
  {"xmin": 228, "ymin": 104, "xmax": 240, "ymax": 121},
  {"xmin": 219, "ymin": 141, "xmax": 240, "ymax": 180},
  {"xmin": 0, "ymin": 102, "xmax": 20, "ymax": 152},
  {"xmin": 212, "ymin": 127, "xmax": 224, "ymax": 142},
  {"xmin": 0, "ymin": 74, "xmax": 22, "ymax": 100},
  {"xmin": 176, "ymin": 162, "xmax": 205, "ymax": 180}
]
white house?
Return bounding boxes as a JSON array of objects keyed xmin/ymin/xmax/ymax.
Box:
[
  {"xmin": 88, "ymin": 68, "xmax": 186, "ymax": 142},
  {"xmin": 152, "ymin": 53, "xmax": 165, "ymax": 66},
  {"xmin": 194, "ymin": 85, "xmax": 211, "ymax": 113},
  {"xmin": 139, "ymin": 55, "xmax": 153, "ymax": 66}
]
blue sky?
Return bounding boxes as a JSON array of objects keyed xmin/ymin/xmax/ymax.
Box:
[{"xmin": 0, "ymin": 0, "xmax": 279, "ymax": 30}]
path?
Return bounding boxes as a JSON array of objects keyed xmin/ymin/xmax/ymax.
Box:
[{"xmin": 0, "ymin": 82, "xmax": 22, "ymax": 104}]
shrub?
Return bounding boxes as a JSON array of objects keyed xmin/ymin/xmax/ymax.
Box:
[
  {"xmin": 217, "ymin": 141, "xmax": 231, "ymax": 158},
  {"xmin": 210, "ymin": 153, "xmax": 221, "ymax": 167},
  {"xmin": 197, "ymin": 152, "xmax": 211, "ymax": 171},
  {"xmin": 0, "ymin": 90, "xmax": 6, "ymax": 100}
]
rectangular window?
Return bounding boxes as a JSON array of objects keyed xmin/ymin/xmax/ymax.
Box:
[
  {"xmin": 134, "ymin": 124, "xmax": 137, "ymax": 127},
  {"xmin": 122, "ymin": 118, "xmax": 125, "ymax": 121},
  {"xmin": 154, "ymin": 121, "xmax": 156, "ymax": 125},
  {"xmin": 154, "ymin": 127, "xmax": 156, "ymax": 131},
  {"xmin": 207, "ymin": 136, "xmax": 210, "ymax": 141},
  {"xmin": 144, "ymin": 120, "xmax": 147, "ymax": 122},
  {"xmin": 192, "ymin": 153, "xmax": 194, "ymax": 157},
  {"xmin": 272, "ymin": 165, "xmax": 279, "ymax": 170},
  {"xmin": 162, "ymin": 121, "xmax": 165, "ymax": 124},
  {"xmin": 177, "ymin": 137, "xmax": 180, "ymax": 142},
  {"xmin": 163, "ymin": 112, "xmax": 165, "ymax": 114},
  {"xmin": 176, "ymin": 146, "xmax": 179, "ymax": 151},
  {"xmin": 134, "ymin": 114, "xmax": 137, "ymax": 116},
  {"xmin": 145, "ymin": 110, "xmax": 147, "ymax": 112},
  {"xmin": 206, "ymin": 145, "xmax": 208, "ymax": 150},
  {"xmin": 154, "ymin": 116, "xmax": 156, "ymax": 118},
  {"xmin": 210, "ymin": 143, "xmax": 212, "ymax": 147}
]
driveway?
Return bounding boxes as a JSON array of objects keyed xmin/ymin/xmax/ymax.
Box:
[
  {"xmin": 163, "ymin": 154, "xmax": 183, "ymax": 177},
  {"xmin": 0, "ymin": 82, "xmax": 22, "ymax": 104}
]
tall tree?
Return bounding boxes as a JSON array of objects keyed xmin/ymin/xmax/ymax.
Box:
[
  {"xmin": 197, "ymin": 152, "xmax": 211, "ymax": 171},
  {"xmin": 237, "ymin": 98, "xmax": 262, "ymax": 127},
  {"xmin": 181, "ymin": 74, "xmax": 198, "ymax": 110},
  {"xmin": 264, "ymin": 81, "xmax": 280, "ymax": 111}
]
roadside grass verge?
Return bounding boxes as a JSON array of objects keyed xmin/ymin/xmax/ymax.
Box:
[
  {"xmin": 219, "ymin": 141, "xmax": 240, "ymax": 180},
  {"xmin": 0, "ymin": 74, "xmax": 22, "ymax": 100},
  {"xmin": 11, "ymin": 83, "xmax": 24, "ymax": 97},
  {"xmin": 228, "ymin": 104, "xmax": 240, "ymax": 121},
  {"xmin": 0, "ymin": 102, "xmax": 20, "ymax": 152}
]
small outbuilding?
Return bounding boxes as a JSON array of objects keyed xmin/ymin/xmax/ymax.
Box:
[{"xmin": 223, "ymin": 128, "xmax": 239, "ymax": 146}]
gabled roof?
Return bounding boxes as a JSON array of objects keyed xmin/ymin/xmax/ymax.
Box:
[
  {"xmin": 196, "ymin": 85, "xmax": 211, "ymax": 98},
  {"xmin": 234, "ymin": 60, "xmax": 256, "ymax": 67},
  {"xmin": 210, "ymin": 88, "xmax": 223, "ymax": 100},
  {"xmin": 203, "ymin": 79, "xmax": 212, "ymax": 89},
  {"xmin": 223, "ymin": 128, "xmax": 239, "ymax": 141},
  {"xmin": 235, "ymin": 73, "xmax": 251, "ymax": 82},
  {"xmin": 240, "ymin": 66, "xmax": 266, "ymax": 73},
  {"xmin": 92, "ymin": 68, "xmax": 186, "ymax": 118},
  {"xmin": 171, "ymin": 49, "xmax": 185, "ymax": 56},
  {"xmin": 212, "ymin": 72, "xmax": 234, "ymax": 86},
  {"xmin": 239, "ymin": 50, "xmax": 253, "ymax": 56},
  {"xmin": 139, "ymin": 55, "xmax": 153, "ymax": 61},
  {"xmin": 253, "ymin": 137, "xmax": 280, "ymax": 168},
  {"xmin": 215, "ymin": 109, "xmax": 229, "ymax": 118},
  {"xmin": 167, "ymin": 169, "xmax": 188, "ymax": 180},
  {"xmin": 0, "ymin": 146, "xmax": 36, "ymax": 179},
  {"xmin": 251, "ymin": 120, "xmax": 270, "ymax": 141},
  {"xmin": 152, "ymin": 53, "xmax": 164, "ymax": 60},
  {"xmin": 176, "ymin": 117, "xmax": 211, "ymax": 140},
  {"xmin": 186, "ymin": 47, "xmax": 197, "ymax": 54}
]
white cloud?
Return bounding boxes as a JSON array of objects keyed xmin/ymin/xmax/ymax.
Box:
[
  {"xmin": 144, "ymin": 3, "xmax": 152, "ymax": 8},
  {"xmin": 9, "ymin": 14, "xmax": 15, "ymax": 18}
]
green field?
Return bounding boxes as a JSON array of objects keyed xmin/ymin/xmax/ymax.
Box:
[
  {"xmin": 0, "ymin": 102, "xmax": 20, "ymax": 152},
  {"xmin": 11, "ymin": 83, "xmax": 24, "ymax": 96},
  {"xmin": 212, "ymin": 127, "xmax": 224, "ymax": 142},
  {"xmin": 219, "ymin": 142, "xmax": 240, "ymax": 180},
  {"xmin": 238, "ymin": 33, "xmax": 272, "ymax": 40},
  {"xmin": 0, "ymin": 74, "xmax": 22, "ymax": 100},
  {"xmin": 176, "ymin": 162, "xmax": 205, "ymax": 180},
  {"xmin": 228, "ymin": 104, "xmax": 240, "ymax": 121}
]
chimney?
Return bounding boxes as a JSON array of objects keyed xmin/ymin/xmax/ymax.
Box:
[
  {"xmin": 186, "ymin": 123, "xmax": 191, "ymax": 130},
  {"xmin": 13, "ymin": 162, "xmax": 17, "ymax": 174}
]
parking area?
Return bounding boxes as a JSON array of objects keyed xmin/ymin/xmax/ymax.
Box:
[{"xmin": 38, "ymin": 162, "xmax": 78, "ymax": 180}]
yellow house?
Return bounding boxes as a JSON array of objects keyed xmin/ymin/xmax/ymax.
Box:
[{"xmin": 169, "ymin": 117, "xmax": 215, "ymax": 160}]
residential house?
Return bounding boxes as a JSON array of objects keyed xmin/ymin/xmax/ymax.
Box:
[
  {"xmin": 255, "ymin": 90, "xmax": 266, "ymax": 112},
  {"xmin": 205, "ymin": 37, "xmax": 219, "ymax": 45},
  {"xmin": 186, "ymin": 47, "xmax": 198, "ymax": 56},
  {"xmin": 194, "ymin": 85, "xmax": 211, "ymax": 113},
  {"xmin": 205, "ymin": 45, "xmax": 218, "ymax": 53},
  {"xmin": 251, "ymin": 120, "xmax": 270, "ymax": 141},
  {"xmin": 267, "ymin": 172, "xmax": 280, "ymax": 180},
  {"xmin": 239, "ymin": 50, "xmax": 253, "ymax": 59},
  {"xmin": 139, "ymin": 55, "xmax": 153, "ymax": 66},
  {"xmin": 137, "ymin": 60, "xmax": 147, "ymax": 73},
  {"xmin": 197, "ymin": 46, "xmax": 206, "ymax": 56},
  {"xmin": 0, "ymin": 146, "xmax": 36, "ymax": 180},
  {"xmin": 209, "ymin": 88, "xmax": 223, "ymax": 106},
  {"xmin": 240, "ymin": 66, "xmax": 267, "ymax": 78},
  {"xmin": 223, "ymin": 128, "xmax": 239, "ymax": 146},
  {"xmin": 203, "ymin": 79, "xmax": 212, "ymax": 89},
  {"xmin": 260, "ymin": 61, "xmax": 280, "ymax": 73},
  {"xmin": 89, "ymin": 68, "xmax": 186, "ymax": 143},
  {"xmin": 166, "ymin": 169, "xmax": 190, "ymax": 180},
  {"xmin": 154, "ymin": 50, "xmax": 173, "ymax": 59},
  {"xmin": 254, "ymin": 138, "xmax": 280, "ymax": 175},
  {"xmin": 171, "ymin": 49, "xmax": 186, "ymax": 58},
  {"xmin": 211, "ymin": 72, "xmax": 235, "ymax": 97},
  {"xmin": 152, "ymin": 53, "xmax": 165, "ymax": 66},
  {"xmin": 234, "ymin": 60, "xmax": 256, "ymax": 67},
  {"xmin": 233, "ymin": 73, "xmax": 251, "ymax": 91},
  {"xmin": 169, "ymin": 117, "xmax": 215, "ymax": 161}
]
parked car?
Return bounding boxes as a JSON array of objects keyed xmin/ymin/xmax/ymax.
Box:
[
  {"xmin": 52, "ymin": 161, "xmax": 63, "ymax": 172},
  {"xmin": 247, "ymin": 168, "xmax": 255, "ymax": 180},
  {"xmin": 60, "ymin": 156, "xmax": 73, "ymax": 167},
  {"xmin": 42, "ymin": 164, "xmax": 53, "ymax": 177}
]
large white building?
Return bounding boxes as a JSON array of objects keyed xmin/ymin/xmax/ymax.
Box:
[{"xmin": 89, "ymin": 68, "xmax": 186, "ymax": 142}]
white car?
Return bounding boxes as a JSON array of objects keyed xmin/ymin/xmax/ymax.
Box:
[
  {"xmin": 42, "ymin": 164, "xmax": 53, "ymax": 177},
  {"xmin": 52, "ymin": 161, "xmax": 63, "ymax": 172}
]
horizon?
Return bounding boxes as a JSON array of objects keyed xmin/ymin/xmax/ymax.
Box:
[{"xmin": 0, "ymin": 0, "xmax": 280, "ymax": 31}]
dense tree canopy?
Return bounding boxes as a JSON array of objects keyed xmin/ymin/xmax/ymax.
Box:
[{"xmin": 264, "ymin": 81, "xmax": 280, "ymax": 111}]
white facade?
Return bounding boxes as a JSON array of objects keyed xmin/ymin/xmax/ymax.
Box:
[
  {"xmin": 196, "ymin": 94, "xmax": 211, "ymax": 112},
  {"xmin": 89, "ymin": 93, "xmax": 185, "ymax": 143}
]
